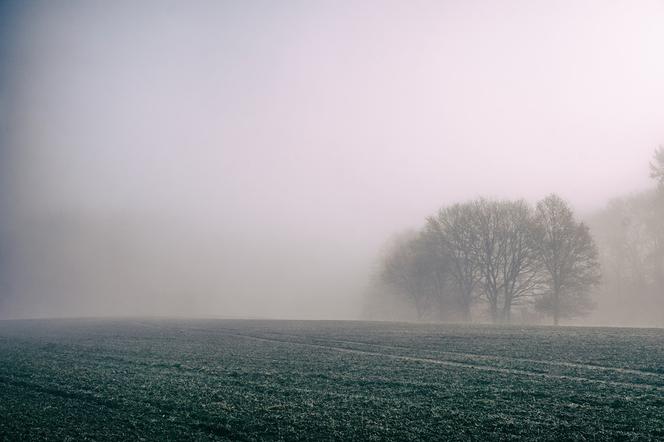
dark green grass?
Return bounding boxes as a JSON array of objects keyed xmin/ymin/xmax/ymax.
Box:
[{"xmin": 1, "ymin": 319, "xmax": 663, "ymax": 441}]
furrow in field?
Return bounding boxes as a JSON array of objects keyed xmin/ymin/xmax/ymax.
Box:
[
  {"xmin": 220, "ymin": 331, "xmax": 664, "ymax": 392},
  {"xmin": 0, "ymin": 375, "xmax": 119, "ymax": 409},
  {"xmin": 155, "ymin": 322, "xmax": 664, "ymax": 381},
  {"xmin": 302, "ymin": 336, "xmax": 664, "ymax": 379},
  {"xmin": 129, "ymin": 321, "xmax": 664, "ymax": 386}
]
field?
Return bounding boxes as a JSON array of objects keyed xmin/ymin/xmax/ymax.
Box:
[{"xmin": 1, "ymin": 319, "xmax": 663, "ymax": 441}]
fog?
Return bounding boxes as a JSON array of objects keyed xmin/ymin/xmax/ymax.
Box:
[{"xmin": 1, "ymin": 1, "xmax": 664, "ymax": 324}]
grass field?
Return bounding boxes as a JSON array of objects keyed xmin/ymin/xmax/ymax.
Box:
[{"xmin": 1, "ymin": 319, "xmax": 663, "ymax": 441}]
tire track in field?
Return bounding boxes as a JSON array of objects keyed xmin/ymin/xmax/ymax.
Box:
[
  {"xmin": 273, "ymin": 333, "xmax": 664, "ymax": 380},
  {"xmin": 0, "ymin": 375, "xmax": 120, "ymax": 409},
  {"xmin": 168, "ymin": 323, "xmax": 664, "ymax": 381},
  {"xmin": 130, "ymin": 321, "xmax": 664, "ymax": 387},
  {"xmin": 219, "ymin": 331, "xmax": 664, "ymax": 392}
]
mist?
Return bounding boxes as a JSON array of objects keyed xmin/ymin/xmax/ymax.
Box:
[{"xmin": 1, "ymin": 1, "xmax": 664, "ymax": 324}]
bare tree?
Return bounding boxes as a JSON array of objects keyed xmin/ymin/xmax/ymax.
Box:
[
  {"xmin": 498, "ymin": 200, "xmax": 542, "ymax": 322},
  {"xmin": 374, "ymin": 196, "xmax": 602, "ymax": 325},
  {"xmin": 469, "ymin": 199, "xmax": 504, "ymax": 322},
  {"xmin": 470, "ymin": 199, "xmax": 542, "ymax": 323},
  {"xmin": 590, "ymin": 197, "xmax": 650, "ymax": 300},
  {"xmin": 648, "ymin": 147, "xmax": 664, "ymax": 292},
  {"xmin": 534, "ymin": 195, "xmax": 600, "ymax": 325},
  {"xmin": 418, "ymin": 225, "xmax": 453, "ymax": 320},
  {"xmin": 379, "ymin": 231, "xmax": 438, "ymax": 319},
  {"xmin": 586, "ymin": 149, "xmax": 664, "ymax": 325},
  {"xmin": 426, "ymin": 202, "xmax": 481, "ymax": 321},
  {"xmin": 650, "ymin": 145, "xmax": 664, "ymax": 188}
]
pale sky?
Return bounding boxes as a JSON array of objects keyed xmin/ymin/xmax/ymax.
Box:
[{"xmin": 2, "ymin": 0, "xmax": 664, "ymax": 319}]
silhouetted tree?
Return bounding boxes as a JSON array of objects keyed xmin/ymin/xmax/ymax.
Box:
[
  {"xmin": 648, "ymin": 147, "xmax": 664, "ymax": 294},
  {"xmin": 470, "ymin": 199, "xmax": 504, "ymax": 322},
  {"xmin": 418, "ymin": 225, "xmax": 454, "ymax": 319},
  {"xmin": 380, "ymin": 231, "xmax": 439, "ymax": 319},
  {"xmin": 426, "ymin": 203, "xmax": 481, "ymax": 321},
  {"xmin": 373, "ymin": 196, "xmax": 603, "ymax": 324},
  {"xmin": 534, "ymin": 195, "xmax": 600, "ymax": 325},
  {"xmin": 470, "ymin": 199, "xmax": 541, "ymax": 322},
  {"xmin": 497, "ymin": 200, "xmax": 542, "ymax": 322},
  {"xmin": 650, "ymin": 145, "xmax": 664, "ymax": 188},
  {"xmin": 587, "ymin": 149, "xmax": 664, "ymax": 325}
]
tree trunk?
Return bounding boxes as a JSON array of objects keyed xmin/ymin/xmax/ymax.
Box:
[
  {"xmin": 459, "ymin": 289, "xmax": 472, "ymax": 322},
  {"xmin": 503, "ymin": 304, "xmax": 511, "ymax": 323},
  {"xmin": 502, "ymin": 292, "xmax": 512, "ymax": 324},
  {"xmin": 553, "ymin": 288, "xmax": 560, "ymax": 326},
  {"xmin": 489, "ymin": 299, "xmax": 498, "ymax": 323}
]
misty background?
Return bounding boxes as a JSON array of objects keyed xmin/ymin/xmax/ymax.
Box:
[{"xmin": 1, "ymin": 1, "xmax": 663, "ymax": 325}]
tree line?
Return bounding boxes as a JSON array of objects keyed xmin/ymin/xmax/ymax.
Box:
[
  {"xmin": 587, "ymin": 146, "xmax": 664, "ymax": 324},
  {"xmin": 374, "ymin": 195, "xmax": 601, "ymax": 325}
]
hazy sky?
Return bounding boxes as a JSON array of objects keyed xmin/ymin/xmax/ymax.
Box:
[{"xmin": 2, "ymin": 0, "xmax": 664, "ymax": 319}]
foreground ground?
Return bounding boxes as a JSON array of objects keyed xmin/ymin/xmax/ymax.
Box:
[{"xmin": 0, "ymin": 319, "xmax": 663, "ymax": 440}]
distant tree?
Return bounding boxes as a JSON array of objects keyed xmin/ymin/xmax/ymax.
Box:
[
  {"xmin": 417, "ymin": 225, "xmax": 453, "ymax": 320},
  {"xmin": 647, "ymin": 147, "xmax": 664, "ymax": 296},
  {"xmin": 497, "ymin": 200, "xmax": 542, "ymax": 322},
  {"xmin": 591, "ymin": 197, "xmax": 650, "ymax": 297},
  {"xmin": 470, "ymin": 199, "xmax": 541, "ymax": 323},
  {"xmin": 589, "ymin": 188, "xmax": 664, "ymax": 326},
  {"xmin": 469, "ymin": 199, "xmax": 504, "ymax": 322},
  {"xmin": 379, "ymin": 231, "xmax": 438, "ymax": 319},
  {"xmin": 586, "ymin": 149, "xmax": 664, "ymax": 325},
  {"xmin": 534, "ymin": 195, "xmax": 600, "ymax": 325},
  {"xmin": 426, "ymin": 203, "xmax": 481, "ymax": 321},
  {"xmin": 650, "ymin": 146, "xmax": 664, "ymax": 188}
]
